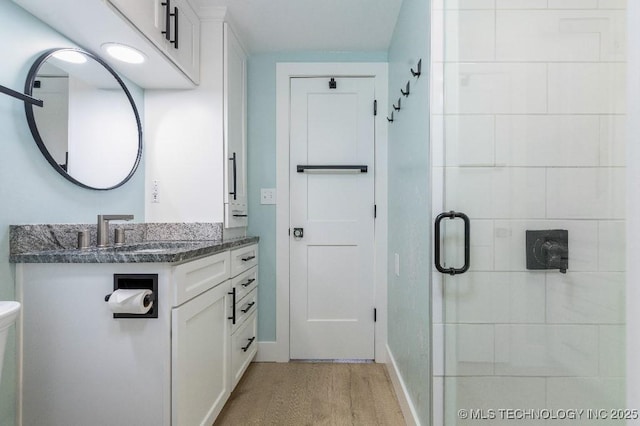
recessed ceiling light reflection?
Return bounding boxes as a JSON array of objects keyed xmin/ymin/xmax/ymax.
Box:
[
  {"xmin": 101, "ymin": 43, "xmax": 146, "ymax": 64},
  {"xmin": 52, "ymin": 50, "xmax": 87, "ymax": 64}
]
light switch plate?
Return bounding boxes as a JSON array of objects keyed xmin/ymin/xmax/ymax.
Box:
[{"xmin": 261, "ymin": 188, "xmax": 276, "ymax": 205}]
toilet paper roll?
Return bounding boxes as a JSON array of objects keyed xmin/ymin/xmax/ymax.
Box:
[{"xmin": 107, "ymin": 289, "xmax": 153, "ymax": 314}]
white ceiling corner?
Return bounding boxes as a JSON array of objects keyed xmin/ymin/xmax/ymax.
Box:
[{"xmin": 191, "ymin": 0, "xmax": 403, "ymax": 53}]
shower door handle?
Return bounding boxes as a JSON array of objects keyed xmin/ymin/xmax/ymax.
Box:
[{"xmin": 434, "ymin": 211, "xmax": 470, "ymax": 275}]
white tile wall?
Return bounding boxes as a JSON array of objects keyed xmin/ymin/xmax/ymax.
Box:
[
  {"xmin": 445, "ymin": 11, "xmax": 495, "ymax": 62},
  {"xmin": 546, "ymin": 168, "xmax": 625, "ymax": 219},
  {"xmin": 548, "ymin": 63, "xmax": 626, "ymax": 114},
  {"xmin": 445, "ymin": 115, "xmax": 495, "ymax": 166},
  {"xmin": 546, "ymin": 272, "xmax": 625, "ymax": 324},
  {"xmin": 495, "ymin": 115, "xmax": 600, "ymax": 167},
  {"xmin": 431, "ymin": 0, "xmax": 626, "ymax": 419},
  {"xmin": 444, "ymin": 63, "xmax": 548, "ymax": 114},
  {"xmin": 445, "ymin": 167, "xmax": 546, "ymax": 219},
  {"xmin": 494, "ymin": 325, "xmax": 599, "ymax": 376}
]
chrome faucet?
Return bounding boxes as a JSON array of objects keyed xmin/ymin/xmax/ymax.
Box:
[{"xmin": 97, "ymin": 214, "xmax": 134, "ymax": 247}]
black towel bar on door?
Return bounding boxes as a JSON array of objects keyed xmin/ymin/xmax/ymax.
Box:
[{"xmin": 296, "ymin": 165, "xmax": 368, "ymax": 174}]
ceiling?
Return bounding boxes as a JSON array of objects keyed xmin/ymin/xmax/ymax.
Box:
[{"xmin": 191, "ymin": 0, "xmax": 404, "ymax": 53}]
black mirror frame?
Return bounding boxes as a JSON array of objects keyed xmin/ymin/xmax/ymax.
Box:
[{"xmin": 24, "ymin": 47, "xmax": 143, "ymax": 191}]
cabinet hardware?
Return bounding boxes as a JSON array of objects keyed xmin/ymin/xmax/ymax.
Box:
[
  {"xmin": 373, "ymin": 99, "xmax": 377, "ymax": 116},
  {"xmin": 240, "ymin": 302, "xmax": 255, "ymax": 313},
  {"xmin": 171, "ymin": 7, "xmax": 179, "ymax": 49},
  {"xmin": 434, "ymin": 211, "xmax": 470, "ymax": 275},
  {"xmin": 227, "ymin": 288, "xmax": 236, "ymax": 324},
  {"xmin": 229, "ymin": 152, "xmax": 237, "ymax": 200},
  {"xmin": 161, "ymin": 0, "xmax": 171, "ymax": 41},
  {"xmin": 374, "ymin": 308, "xmax": 377, "ymax": 322},
  {"xmin": 329, "ymin": 77, "xmax": 337, "ymax": 89},
  {"xmin": 232, "ymin": 214, "xmax": 248, "ymax": 217},
  {"xmin": 241, "ymin": 255, "xmax": 255, "ymax": 262},
  {"xmin": 241, "ymin": 278, "xmax": 255, "ymax": 287},
  {"xmin": 241, "ymin": 337, "xmax": 256, "ymax": 352}
]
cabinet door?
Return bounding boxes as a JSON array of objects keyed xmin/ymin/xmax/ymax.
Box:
[
  {"xmin": 172, "ymin": 281, "xmax": 231, "ymax": 426},
  {"xmin": 223, "ymin": 22, "xmax": 248, "ymax": 208},
  {"xmin": 164, "ymin": 0, "xmax": 201, "ymax": 83},
  {"xmin": 107, "ymin": 0, "xmax": 167, "ymax": 47}
]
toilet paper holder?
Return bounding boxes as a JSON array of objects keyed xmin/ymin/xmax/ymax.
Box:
[{"xmin": 105, "ymin": 274, "xmax": 159, "ymax": 319}]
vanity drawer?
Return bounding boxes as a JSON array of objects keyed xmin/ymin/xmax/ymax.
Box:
[
  {"xmin": 231, "ymin": 311, "xmax": 257, "ymax": 389},
  {"xmin": 233, "ymin": 288, "xmax": 257, "ymax": 333},
  {"xmin": 172, "ymin": 251, "xmax": 231, "ymax": 307},
  {"xmin": 230, "ymin": 244, "xmax": 258, "ymax": 277},
  {"xmin": 232, "ymin": 266, "xmax": 257, "ymax": 302}
]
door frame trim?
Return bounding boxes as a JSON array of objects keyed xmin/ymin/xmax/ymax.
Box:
[{"xmin": 261, "ymin": 62, "xmax": 388, "ymax": 362}]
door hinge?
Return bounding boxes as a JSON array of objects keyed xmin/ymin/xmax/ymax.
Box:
[
  {"xmin": 374, "ymin": 308, "xmax": 377, "ymax": 322},
  {"xmin": 373, "ymin": 99, "xmax": 377, "ymax": 116},
  {"xmin": 374, "ymin": 204, "xmax": 377, "ymax": 218},
  {"xmin": 288, "ymin": 228, "xmax": 291, "ymax": 236}
]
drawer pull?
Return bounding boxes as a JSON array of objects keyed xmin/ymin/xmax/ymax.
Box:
[
  {"xmin": 242, "ymin": 337, "xmax": 256, "ymax": 352},
  {"xmin": 227, "ymin": 288, "xmax": 236, "ymax": 325},
  {"xmin": 241, "ymin": 278, "xmax": 256, "ymax": 288},
  {"xmin": 241, "ymin": 255, "xmax": 256, "ymax": 262},
  {"xmin": 240, "ymin": 302, "xmax": 255, "ymax": 313}
]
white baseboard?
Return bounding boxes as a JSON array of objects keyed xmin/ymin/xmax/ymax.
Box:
[
  {"xmin": 385, "ymin": 344, "xmax": 420, "ymax": 426},
  {"xmin": 255, "ymin": 341, "xmax": 286, "ymax": 362}
]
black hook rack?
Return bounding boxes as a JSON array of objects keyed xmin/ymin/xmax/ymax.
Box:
[
  {"xmin": 387, "ymin": 111, "xmax": 394, "ymax": 122},
  {"xmin": 393, "ymin": 97, "xmax": 401, "ymax": 111},
  {"xmin": 400, "ymin": 81, "xmax": 410, "ymax": 97},
  {"xmin": 411, "ymin": 59, "xmax": 422, "ymax": 78},
  {"xmin": 0, "ymin": 84, "xmax": 43, "ymax": 107}
]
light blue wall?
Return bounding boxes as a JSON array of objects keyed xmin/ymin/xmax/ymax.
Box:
[
  {"xmin": 0, "ymin": 1, "xmax": 145, "ymax": 423},
  {"xmin": 387, "ymin": 0, "xmax": 431, "ymax": 423},
  {"xmin": 246, "ymin": 51, "xmax": 388, "ymax": 340}
]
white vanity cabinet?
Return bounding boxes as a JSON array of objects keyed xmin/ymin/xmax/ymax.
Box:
[
  {"xmin": 228, "ymin": 244, "xmax": 258, "ymax": 388},
  {"xmin": 171, "ymin": 251, "xmax": 231, "ymax": 425},
  {"xmin": 223, "ymin": 22, "xmax": 248, "ymax": 228},
  {"xmin": 107, "ymin": 0, "xmax": 201, "ymax": 83},
  {"xmin": 18, "ymin": 243, "xmax": 258, "ymax": 426}
]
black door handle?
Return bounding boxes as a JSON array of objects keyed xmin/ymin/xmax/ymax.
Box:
[
  {"xmin": 241, "ymin": 302, "xmax": 255, "ymax": 313},
  {"xmin": 242, "ymin": 337, "xmax": 256, "ymax": 352},
  {"xmin": 241, "ymin": 278, "xmax": 256, "ymax": 287},
  {"xmin": 227, "ymin": 288, "xmax": 236, "ymax": 325},
  {"xmin": 434, "ymin": 211, "xmax": 470, "ymax": 275}
]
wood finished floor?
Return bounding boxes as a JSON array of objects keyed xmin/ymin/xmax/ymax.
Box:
[{"xmin": 213, "ymin": 362, "xmax": 406, "ymax": 426}]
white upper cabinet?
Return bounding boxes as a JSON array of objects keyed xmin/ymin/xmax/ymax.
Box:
[
  {"xmin": 107, "ymin": 0, "xmax": 201, "ymax": 84},
  {"xmin": 224, "ymin": 23, "xmax": 248, "ymax": 227}
]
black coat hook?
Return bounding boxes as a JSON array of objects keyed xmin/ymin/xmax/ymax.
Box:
[
  {"xmin": 400, "ymin": 81, "xmax": 410, "ymax": 97},
  {"xmin": 393, "ymin": 97, "xmax": 401, "ymax": 111},
  {"xmin": 329, "ymin": 77, "xmax": 337, "ymax": 89},
  {"xmin": 387, "ymin": 111, "xmax": 394, "ymax": 122},
  {"xmin": 411, "ymin": 59, "xmax": 422, "ymax": 78}
]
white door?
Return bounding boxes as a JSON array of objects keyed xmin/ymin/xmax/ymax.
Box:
[{"xmin": 289, "ymin": 76, "xmax": 376, "ymax": 360}]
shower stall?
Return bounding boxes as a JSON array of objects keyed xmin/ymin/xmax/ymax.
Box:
[{"xmin": 430, "ymin": 0, "xmax": 627, "ymax": 424}]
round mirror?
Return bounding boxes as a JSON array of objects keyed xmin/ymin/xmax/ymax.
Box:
[{"xmin": 24, "ymin": 48, "xmax": 142, "ymax": 190}]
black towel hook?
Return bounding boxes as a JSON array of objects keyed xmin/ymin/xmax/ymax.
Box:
[
  {"xmin": 393, "ymin": 98, "xmax": 401, "ymax": 111},
  {"xmin": 400, "ymin": 81, "xmax": 410, "ymax": 97},
  {"xmin": 411, "ymin": 59, "xmax": 422, "ymax": 78},
  {"xmin": 387, "ymin": 111, "xmax": 394, "ymax": 123}
]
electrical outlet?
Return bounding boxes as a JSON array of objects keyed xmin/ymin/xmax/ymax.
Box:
[
  {"xmin": 261, "ymin": 188, "xmax": 276, "ymax": 205},
  {"xmin": 152, "ymin": 180, "xmax": 160, "ymax": 203}
]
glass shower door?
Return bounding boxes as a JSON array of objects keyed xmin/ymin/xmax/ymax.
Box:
[{"xmin": 431, "ymin": 1, "xmax": 627, "ymax": 424}]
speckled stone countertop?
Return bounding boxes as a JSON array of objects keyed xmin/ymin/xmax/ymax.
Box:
[
  {"xmin": 10, "ymin": 237, "xmax": 259, "ymax": 264},
  {"xmin": 9, "ymin": 222, "xmax": 258, "ymax": 264}
]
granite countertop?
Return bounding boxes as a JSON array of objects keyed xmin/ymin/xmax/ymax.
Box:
[{"xmin": 10, "ymin": 236, "xmax": 259, "ymax": 264}]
